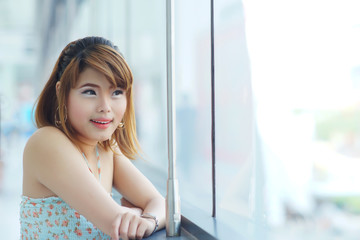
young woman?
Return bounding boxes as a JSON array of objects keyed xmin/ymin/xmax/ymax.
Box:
[{"xmin": 20, "ymin": 36, "xmax": 165, "ymax": 240}]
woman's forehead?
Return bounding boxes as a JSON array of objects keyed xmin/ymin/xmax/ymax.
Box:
[
  {"xmin": 74, "ymin": 67, "xmax": 123, "ymax": 89},
  {"xmin": 78, "ymin": 67, "xmax": 106, "ymax": 82}
]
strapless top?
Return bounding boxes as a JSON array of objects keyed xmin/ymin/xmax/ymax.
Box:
[{"xmin": 20, "ymin": 196, "xmax": 111, "ymax": 239}]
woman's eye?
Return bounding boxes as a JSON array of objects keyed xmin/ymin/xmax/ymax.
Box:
[
  {"xmin": 113, "ymin": 90, "xmax": 124, "ymax": 96},
  {"xmin": 82, "ymin": 89, "xmax": 96, "ymax": 95}
]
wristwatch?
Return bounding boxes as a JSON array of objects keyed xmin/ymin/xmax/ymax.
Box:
[{"xmin": 141, "ymin": 213, "xmax": 159, "ymax": 235}]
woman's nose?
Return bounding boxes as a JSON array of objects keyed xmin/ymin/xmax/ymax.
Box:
[{"xmin": 97, "ymin": 96, "xmax": 111, "ymax": 113}]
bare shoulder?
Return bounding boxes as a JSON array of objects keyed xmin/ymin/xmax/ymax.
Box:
[
  {"xmin": 24, "ymin": 126, "xmax": 75, "ymax": 163},
  {"xmin": 23, "ymin": 127, "xmax": 78, "ymax": 197},
  {"xmin": 28, "ymin": 126, "xmax": 68, "ymax": 143}
]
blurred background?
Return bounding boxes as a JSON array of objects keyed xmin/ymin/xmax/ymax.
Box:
[{"xmin": 1, "ymin": 0, "xmax": 360, "ymax": 239}]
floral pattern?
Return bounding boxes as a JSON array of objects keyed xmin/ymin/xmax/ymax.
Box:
[{"xmin": 20, "ymin": 196, "xmax": 111, "ymax": 239}]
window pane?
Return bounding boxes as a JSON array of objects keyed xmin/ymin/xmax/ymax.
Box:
[
  {"xmin": 245, "ymin": 0, "xmax": 360, "ymax": 239},
  {"xmin": 131, "ymin": 0, "xmax": 214, "ymax": 215},
  {"xmin": 213, "ymin": 0, "xmax": 256, "ymax": 235},
  {"xmin": 173, "ymin": 0, "xmax": 213, "ymax": 213}
]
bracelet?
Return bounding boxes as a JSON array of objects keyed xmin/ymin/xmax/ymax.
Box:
[{"xmin": 141, "ymin": 213, "xmax": 159, "ymax": 235}]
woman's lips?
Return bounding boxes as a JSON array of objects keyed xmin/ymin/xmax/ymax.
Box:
[{"xmin": 90, "ymin": 118, "xmax": 113, "ymax": 129}]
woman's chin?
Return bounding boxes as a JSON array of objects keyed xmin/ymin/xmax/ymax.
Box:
[
  {"xmin": 75, "ymin": 129, "xmax": 115, "ymax": 144},
  {"xmin": 96, "ymin": 134, "xmax": 112, "ymax": 142}
]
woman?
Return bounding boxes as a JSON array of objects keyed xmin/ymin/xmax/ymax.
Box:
[{"xmin": 20, "ymin": 36, "xmax": 165, "ymax": 239}]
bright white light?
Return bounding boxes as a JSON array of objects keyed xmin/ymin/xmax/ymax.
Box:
[{"xmin": 244, "ymin": 0, "xmax": 360, "ymax": 109}]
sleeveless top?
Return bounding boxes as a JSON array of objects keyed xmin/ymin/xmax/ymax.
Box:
[
  {"xmin": 20, "ymin": 145, "xmax": 111, "ymax": 239},
  {"xmin": 20, "ymin": 196, "xmax": 111, "ymax": 239}
]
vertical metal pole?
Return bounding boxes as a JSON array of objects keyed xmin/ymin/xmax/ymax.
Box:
[
  {"xmin": 210, "ymin": 0, "xmax": 216, "ymax": 218},
  {"xmin": 166, "ymin": 0, "xmax": 181, "ymax": 237}
]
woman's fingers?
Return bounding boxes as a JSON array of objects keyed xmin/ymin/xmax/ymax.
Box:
[
  {"xmin": 113, "ymin": 212, "xmax": 154, "ymax": 240},
  {"xmin": 111, "ymin": 213, "xmax": 122, "ymax": 240},
  {"xmin": 136, "ymin": 220, "xmax": 148, "ymax": 239},
  {"xmin": 119, "ymin": 213, "xmax": 132, "ymax": 240},
  {"xmin": 130, "ymin": 207, "xmax": 143, "ymax": 216},
  {"xmin": 127, "ymin": 215, "xmax": 141, "ymax": 239},
  {"xmin": 121, "ymin": 198, "xmax": 143, "ymax": 216}
]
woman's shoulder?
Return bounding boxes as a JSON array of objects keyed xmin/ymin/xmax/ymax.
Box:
[
  {"xmin": 30, "ymin": 126, "xmax": 67, "ymax": 141},
  {"xmin": 24, "ymin": 126, "xmax": 72, "ymax": 156}
]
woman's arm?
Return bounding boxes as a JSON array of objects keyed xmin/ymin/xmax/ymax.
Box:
[
  {"xmin": 121, "ymin": 197, "xmax": 143, "ymax": 216},
  {"xmin": 113, "ymin": 149, "xmax": 166, "ymax": 236},
  {"xmin": 23, "ymin": 127, "xmax": 152, "ymax": 239}
]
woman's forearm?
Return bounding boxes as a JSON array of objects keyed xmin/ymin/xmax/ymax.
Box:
[{"xmin": 142, "ymin": 196, "xmax": 166, "ymax": 231}]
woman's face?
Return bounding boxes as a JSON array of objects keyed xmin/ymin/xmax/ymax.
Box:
[{"xmin": 67, "ymin": 67, "xmax": 127, "ymax": 144}]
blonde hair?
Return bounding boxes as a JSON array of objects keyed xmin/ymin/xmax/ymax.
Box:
[{"xmin": 35, "ymin": 37, "xmax": 140, "ymax": 159}]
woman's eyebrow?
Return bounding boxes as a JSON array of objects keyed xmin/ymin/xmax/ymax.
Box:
[{"xmin": 78, "ymin": 83, "xmax": 100, "ymax": 88}]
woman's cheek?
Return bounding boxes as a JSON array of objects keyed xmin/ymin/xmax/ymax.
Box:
[
  {"xmin": 116, "ymin": 101, "xmax": 127, "ymax": 119},
  {"xmin": 67, "ymin": 99, "xmax": 90, "ymax": 124}
]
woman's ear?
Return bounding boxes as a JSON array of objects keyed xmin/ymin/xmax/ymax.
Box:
[{"xmin": 55, "ymin": 81, "xmax": 61, "ymax": 97}]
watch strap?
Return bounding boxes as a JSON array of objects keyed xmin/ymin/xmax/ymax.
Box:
[{"xmin": 141, "ymin": 213, "xmax": 159, "ymax": 235}]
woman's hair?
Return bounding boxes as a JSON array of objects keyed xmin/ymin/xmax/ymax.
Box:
[{"xmin": 35, "ymin": 36, "xmax": 140, "ymax": 159}]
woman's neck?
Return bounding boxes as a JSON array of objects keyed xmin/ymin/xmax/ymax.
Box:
[
  {"xmin": 79, "ymin": 144, "xmax": 97, "ymax": 158},
  {"xmin": 75, "ymin": 137, "xmax": 98, "ymax": 158}
]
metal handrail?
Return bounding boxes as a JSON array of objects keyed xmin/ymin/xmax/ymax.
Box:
[{"xmin": 165, "ymin": 0, "xmax": 181, "ymax": 237}]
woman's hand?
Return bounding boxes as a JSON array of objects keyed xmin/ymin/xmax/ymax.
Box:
[
  {"xmin": 111, "ymin": 212, "xmax": 156, "ymax": 240},
  {"xmin": 121, "ymin": 197, "xmax": 143, "ymax": 216}
]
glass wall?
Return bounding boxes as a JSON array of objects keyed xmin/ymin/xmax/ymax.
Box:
[
  {"xmin": 1, "ymin": 0, "xmax": 360, "ymax": 239},
  {"xmin": 245, "ymin": 0, "xmax": 360, "ymax": 239}
]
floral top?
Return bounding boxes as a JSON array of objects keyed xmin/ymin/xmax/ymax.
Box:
[{"xmin": 20, "ymin": 196, "xmax": 111, "ymax": 240}]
